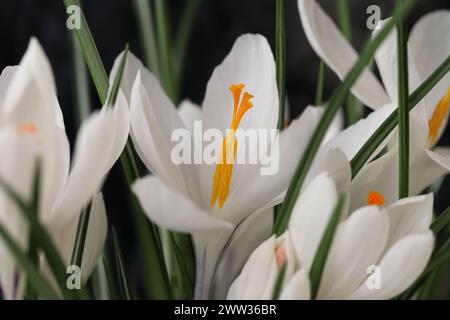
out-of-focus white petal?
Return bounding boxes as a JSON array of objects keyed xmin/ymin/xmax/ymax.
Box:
[
  {"xmin": 297, "ymin": 0, "xmax": 389, "ymax": 109},
  {"xmin": 280, "ymin": 270, "xmax": 310, "ymax": 300},
  {"xmin": 178, "ymin": 99, "xmax": 202, "ymax": 135}
]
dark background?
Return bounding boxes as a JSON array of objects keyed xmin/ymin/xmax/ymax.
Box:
[{"xmin": 0, "ymin": 0, "xmax": 449, "ymax": 296}]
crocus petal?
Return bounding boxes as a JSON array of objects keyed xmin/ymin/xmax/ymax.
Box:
[
  {"xmin": 349, "ymin": 232, "xmax": 434, "ymax": 300},
  {"xmin": 130, "ymin": 72, "xmax": 200, "ymax": 203},
  {"xmin": 384, "ymin": 194, "xmax": 433, "ymax": 250},
  {"xmin": 178, "ymin": 99, "xmax": 202, "ymax": 135},
  {"xmin": 213, "ymin": 208, "xmax": 273, "ymax": 299},
  {"xmin": 51, "ymin": 93, "xmax": 130, "ymax": 228},
  {"xmin": 280, "ymin": 270, "xmax": 310, "ymax": 300},
  {"xmin": 297, "ymin": 0, "xmax": 389, "ymax": 109},
  {"xmin": 289, "ymin": 173, "xmax": 339, "ymax": 272},
  {"xmin": 409, "ymin": 10, "xmax": 450, "ymax": 120},
  {"xmin": 132, "ymin": 175, "xmax": 233, "ymax": 233},
  {"xmin": 318, "ymin": 206, "xmax": 389, "ymax": 299},
  {"xmin": 0, "ymin": 66, "xmax": 18, "ymax": 106}
]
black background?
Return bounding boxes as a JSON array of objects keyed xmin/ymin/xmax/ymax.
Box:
[{"xmin": 0, "ymin": 0, "xmax": 449, "ymax": 296}]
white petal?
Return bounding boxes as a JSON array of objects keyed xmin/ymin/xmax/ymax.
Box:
[
  {"xmin": 0, "ymin": 66, "xmax": 18, "ymax": 105},
  {"xmin": 349, "ymin": 232, "xmax": 434, "ymax": 300},
  {"xmin": 132, "ymin": 175, "xmax": 232, "ymax": 233},
  {"xmin": 384, "ymin": 194, "xmax": 433, "ymax": 249},
  {"xmin": 318, "ymin": 206, "xmax": 389, "ymax": 299},
  {"xmin": 409, "ymin": 10, "xmax": 450, "ymax": 119},
  {"xmin": 288, "ymin": 173, "xmax": 339, "ymax": 272},
  {"xmin": 51, "ymin": 94, "xmax": 130, "ymax": 228},
  {"xmin": 280, "ymin": 270, "xmax": 310, "ymax": 300},
  {"xmin": 178, "ymin": 99, "xmax": 202, "ymax": 135},
  {"xmin": 130, "ymin": 72, "xmax": 200, "ymax": 203},
  {"xmin": 297, "ymin": 0, "xmax": 389, "ymax": 109}
]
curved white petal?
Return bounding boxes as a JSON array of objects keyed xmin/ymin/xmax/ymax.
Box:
[
  {"xmin": 318, "ymin": 206, "xmax": 389, "ymax": 299},
  {"xmin": 298, "ymin": 0, "xmax": 389, "ymax": 109},
  {"xmin": 280, "ymin": 270, "xmax": 310, "ymax": 300},
  {"xmin": 178, "ymin": 99, "xmax": 202, "ymax": 135},
  {"xmin": 384, "ymin": 194, "xmax": 433, "ymax": 249},
  {"xmin": 288, "ymin": 173, "xmax": 339, "ymax": 272},
  {"xmin": 132, "ymin": 175, "xmax": 232, "ymax": 233},
  {"xmin": 0, "ymin": 66, "xmax": 18, "ymax": 106},
  {"xmin": 51, "ymin": 94, "xmax": 130, "ymax": 228},
  {"xmin": 409, "ymin": 10, "xmax": 450, "ymax": 120},
  {"xmin": 349, "ymin": 232, "xmax": 434, "ymax": 300}
]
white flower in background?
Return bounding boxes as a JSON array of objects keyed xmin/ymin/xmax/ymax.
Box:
[
  {"xmin": 298, "ymin": 0, "xmax": 450, "ymax": 207},
  {"xmin": 110, "ymin": 33, "xmax": 343, "ymax": 299},
  {"xmin": 228, "ymin": 168, "xmax": 435, "ymax": 300},
  {"xmin": 0, "ymin": 38, "xmax": 130, "ymax": 299}
]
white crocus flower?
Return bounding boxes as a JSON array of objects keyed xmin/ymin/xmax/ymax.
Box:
[
  {"xmin": 110, "ymin": 34, "xmax": 342, "ymax": 299},
  {"xmin": 0, "ymin": 38, "xmax": 129, "ymax": 299},
  {"xmin": 298, "ymin": 0, "xmax": 450, "ymax": 205},
  {"xmin": 228, "ymin": 168, "xmax": 435, "ymax": 300}
]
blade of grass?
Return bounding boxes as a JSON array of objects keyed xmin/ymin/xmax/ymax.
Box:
[
  {"xmin": 350, "ymin": 54, "xmax": 450, "ymax": 178},
  {"xmin": 63, "ymin": 0, "xmax": 172, "ymax": 299},
  {"xmin": 271, "ymin": 262, "xmax": 287, "ymax": 300},
  {"xmin": 276, "ymin": 0, "xmax": 286, "ymax": 130},
  {"xmin": 112, "ymin": 227, "xmax": 132, "ymax": 300},
  {"xmin": 154, "ymin": 0, "xmax": 176, "ymax": 102},
  {"xmin": 0, "ymin": 222, "xmax": 59, "ymax": 299},
  {"xmin": 309, "ymin": 194, "xmax": 346, "ymax": 299},
  {"xmin": 273, "ymin": 0, "xmax": 416, "ymax": 235},
  {"xmin": 132, "ymin": 0, "xmax": 161, "ymax": 78},
  {"xmin": 397, "ymin": 0, "xmax": 409, "ymax": 199},
  {"xmin": 174, "ymin": 0, "xmax": 201, "ymax": 94},
  {"xmin": 315, "ymin": 60, "xmax": 325, "ymax": 106}
]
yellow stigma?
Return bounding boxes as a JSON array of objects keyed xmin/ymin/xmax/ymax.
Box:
[
  {"xmin": 210, "ymin": 84, "xmax": 254, "ymax": 208},
  {"xmin": 16, "ymin": 122, "xmax": 38, "ymax": 134},
  {"xmin": 428, "ymin": 87, "xmax": 450, "ymax": 145},
  {"xmin": 367, "ymin": 190, "xmax": 384, "ymax": 206}
]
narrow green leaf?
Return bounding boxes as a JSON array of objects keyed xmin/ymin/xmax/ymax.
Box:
[
  {"xmin": 397, "ymin": 0, "xmax": 410, "ymax": 198},
  {"xmin": 106, "ymin": 44, "xmax": 129, "ymax": 106},
  {"xmin": 431, "ymin": 206, "xmax": 450, "ymax": 234},
  {"xmin": 309, "ymin": 194, "xmax": 346, "ymax": 299},
  {"xmin": 69, "ymin": 203, "xmax": 91, "ymax": 268},
  {"xmin": 276, "ymin": 0, "xmax": 286, "ymax": 130},
  {"xmin": 169, "ymin": 232, "xmax": 194, "ymax": 299},
  {"xmin": 63, "ymin": 0, "xmax": 172, "ymax": 298},
  {"xmin": 314, "ymin": 60, "xmax": 325, "ymax": 106},
  {"xmin": 336, "ymin": 0, "xmax": 351, "ymax": 40},
  {"xmin": 0, "ymin": 222, "xmax": 59, "ymax": 299},
  {"xmin": 112, "ymin": 228, "xmax": 132, "ymax": 300},
  {"xmin": 63, "ymin": 0, "xmax": 109, "ymax": 103},
  {"xmin": 154, "ymin": 0, "xmax": 176, "ymax": 102},
  {"xmin": 92, "ymin": 252, "xmax": 118, "ymax": 300},
  {"xmin": 271, "ymin": 262, "xmax": 287, "ymax": 300},
  {"xmin": 132, "ymin": 0, "xmax": 161, "ymax": 78},
  {"xmin": 350, "ymin": 54, "xmax": 450, "ymax": 178},
  {"xmin": 174, "ymin": 0, "xmax": 201, "ymax": 94},
  {"xmin": 273, "ymin": 0, "xmax": 416, "ymax": 235}
]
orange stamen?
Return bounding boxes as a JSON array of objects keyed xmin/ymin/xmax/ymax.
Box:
[
  {"xmin": 367, "ymin": 191, "xmax": 385, "ymax": 206},
  {"xmin": 428, "ymin": 87, "xmax": 450, "ymax": 145}
]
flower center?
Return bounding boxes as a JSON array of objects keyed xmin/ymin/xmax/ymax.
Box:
[
  {"xmin": 428, "ymin": 87, "xmax": 450, "ymax": 145},
  {"xmin": 367, "ymin": 190, "xmax": 384, "ymax": 206},
  {"xmin": 16, "ymin": 122, "xmax": 38, "ymax": 134},
  {"xmin": 210, "ymin": 84, "xmax": 254, "ymax": 208}
]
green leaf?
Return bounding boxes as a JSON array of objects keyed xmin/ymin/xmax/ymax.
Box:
[
  {"xmin": 0, "ymin": 222, "xmax": 59, "ymax": 299},
  {"xmin": 92, "ymin": 252, "xmax": 118, "ymax": 300},
  {"xmin": 396, "ymin": 1, "xmax": 410, "ymax": 199},
  {"xmin": 309, "ymin": 194, "xmax": 346, "ymax": 299},
  {"xmin": 154, "ymin": 0, "xmax": 176, "ymax": 102},
  {"xmin": 273, "ymin": 0, "xmax": 416, "ymax": 235},
  {"xmin": 169, "ymin": 232, "xmax": 194, "ymax": 299},
  {"xmin": 350, "ymin": 54, "xmax": 450, "ymax": 178},
  {"xmin": 63, "ymin": 0, "xmax": 172, "ymax": 299},
  {"xmin": 276, "ymin": 0, "xmax": 286, "ymax": 130},
  {"xmin": 431, "ymin": 206, "xmax": 450, "ymax": 234},
  {"xmin": 112, "ymin": 227, "xmax": 132, "ymax": 300},
  {"xmin": 271, "ymin": 262, "xmax": 287, "ymax": 300},
  {"xmin": 132, "ymin": 0, "xmax": 161, "ymax": 78},
  {"xmin": 314, "ymin": 60, "xmax": 325, "ymax": 106},
  {"xmin": 106, "ymin": 44, "xmax": 129, "ymax": 106},
  {"xmin": 69, "ymin": 203, "xmax": 91, "ymax": 268}
]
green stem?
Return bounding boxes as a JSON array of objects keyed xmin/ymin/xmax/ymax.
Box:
[
  {"xmin": 397, "ymin": 0, "xmax": 409, "ymax": 198},
  {"xmin": 276, "ymin": 0, "xmax": 286, "ymax": 130},
  {"xmin": 315, "ymin": 60, "xmax": 325, "ymax": 106}
]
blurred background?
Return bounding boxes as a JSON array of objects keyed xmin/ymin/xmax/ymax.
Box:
[{"xmin": 0, "ymin": 0, "xmax": 449, "ymax": 296}]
